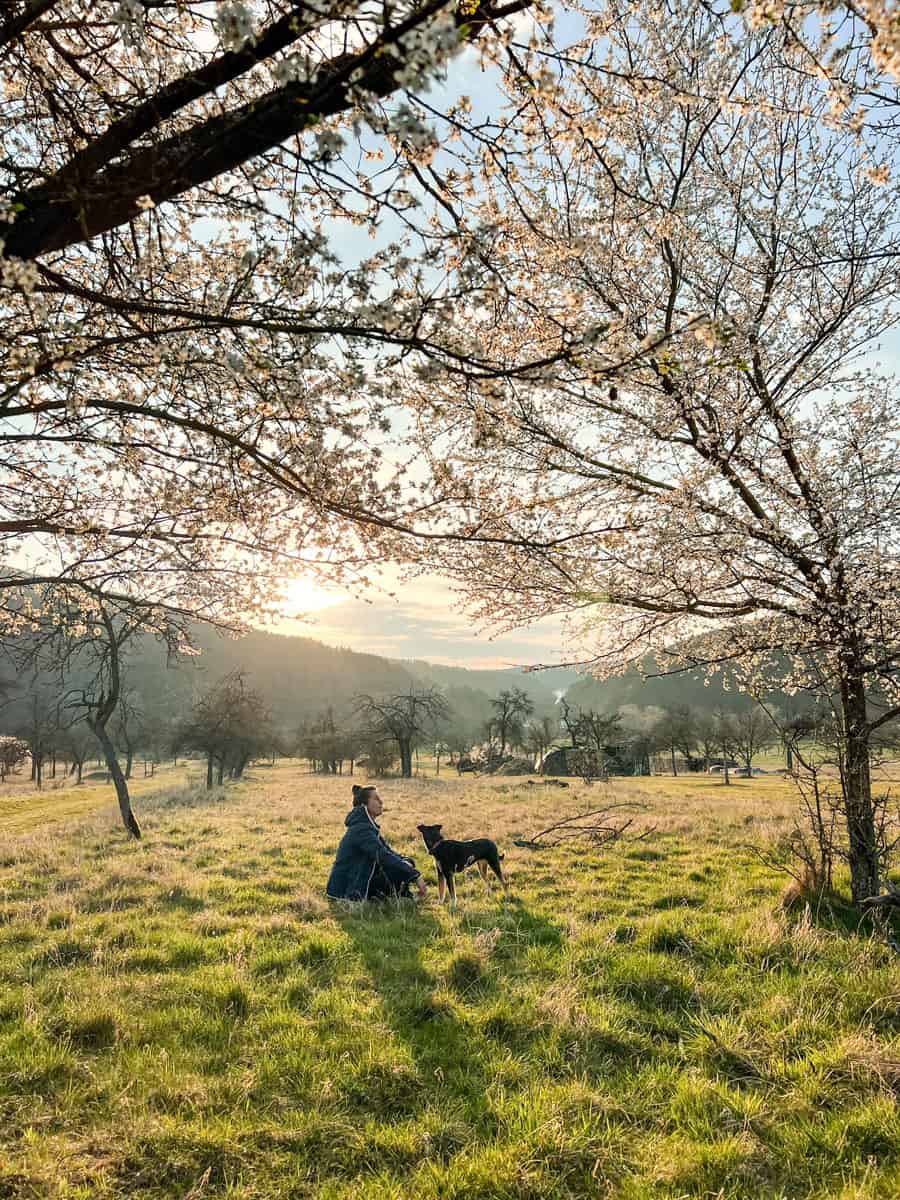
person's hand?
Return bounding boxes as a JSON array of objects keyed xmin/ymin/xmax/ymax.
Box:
[{"xmin": 415, "ymin": 877, "xmax": 427, "ymax": 899}]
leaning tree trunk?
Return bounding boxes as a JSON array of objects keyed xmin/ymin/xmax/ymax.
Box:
[
  {"xmin": 87, "ymin": 607, "xmax": 141, "ymax": 838},
  {"xmin": 840, "ymin": 673, "xmax": 879, "ymax": 904},
  {"xmin": 88, "ymin": 715, "xmax": 141, "ymax": 839}
]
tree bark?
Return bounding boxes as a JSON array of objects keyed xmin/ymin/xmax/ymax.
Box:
[
  {"xmin": 206, "ymin": 754, "xmax": 214, "ymax": 789},
  {"xmin": 840, "ymin": 672, "xmax": 879, "ymax": 904},
  {"xmin": 670, "ymin": 746, "xmax": 678, "ymax": 776},
  {"xmin": 2, "ymin": 0, "xmax": 529, "ymax": 262},
  {"xmin": 89, "ymin": 715, "xmax": 141, "ymax": 838},
  {"xmin": 399, "ymin": 739, "xmax": 412, "ymax": 778}
]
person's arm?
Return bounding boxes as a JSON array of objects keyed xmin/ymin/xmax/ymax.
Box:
[{"xmin": 350, "ymin": 822, "xmax": 422, "ymax": 887}]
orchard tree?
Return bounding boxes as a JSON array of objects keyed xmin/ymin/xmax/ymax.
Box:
[
  {"xmin": 733, "ymin": 704, "xmax": 776, "ymax": 774},
  {"xmin": 0, "ymin": 0, "xmax": 565, "ymax": 620},
  {"xmin": 653, "ymin": 705, "xmax": 697, "ymax": 777},
  {"xmin": 489, "ymin": 687, "xmax": 534, "ymax": 756},
  {"xmin": 413, "ymin": 7, "xmax": 900, "ymax": 902},
  {"xmin": 353, "ymin": 687, "xmax": 450, "ymax": 778},
  {"xmin": 177, "ymin": 671, "xmax": 272, "ymax": 788},
  {"xmin": 523, "ymin": 714, "xmax": 559, "ymax": 771}
]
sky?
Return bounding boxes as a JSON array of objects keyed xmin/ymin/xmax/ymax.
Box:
[{"xmin": 276, "ymin": 568, "xmax": 578, "ymax": 668}]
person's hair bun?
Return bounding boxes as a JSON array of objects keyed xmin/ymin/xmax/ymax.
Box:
[{"xmin": 352, "ymin": 784, "xmax": 362, "ymax": 798}]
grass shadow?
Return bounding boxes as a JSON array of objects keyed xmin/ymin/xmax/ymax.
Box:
[{"xmin": 336, "ymin": 900, "xmax": 496, "ymax": 1123}]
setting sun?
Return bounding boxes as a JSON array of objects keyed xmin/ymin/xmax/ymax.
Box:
[{"xmin": 281, "ymin": 575, "xmax": 342, "ymax": 615}]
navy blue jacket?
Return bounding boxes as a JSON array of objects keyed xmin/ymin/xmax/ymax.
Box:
[{"xmin": 326, "ymin": 806, "xmax": 420, "ymax": 900}]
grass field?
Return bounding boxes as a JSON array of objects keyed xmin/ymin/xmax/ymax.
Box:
[
  {"xmin": 1, "ymin": 764, "xmax": 898, "ymax": 1199},
  {"xmin": 0, "ymin": 765, "xmax": 192, "ymax": 837}
]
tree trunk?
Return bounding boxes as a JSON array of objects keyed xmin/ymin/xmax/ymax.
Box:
[
  {"xmin": 722, "ymin": 748, "xmax": 730, "ymax": 786},
  {"xmin": 399, "ymin": 739, "xmax": 412, "ymax": 778},
  {"xmin": 217, "ymin": 757, "xmax": 225, "ymax": 785},
  {"xmin": 786, "ymin": 743, "xmax": 793, "ymax": 772},
  {"xmin": 124, "ymin": 744, "xmax": 133, "ymax": 780},
  {"xmin": 76, "ymin": 760, "xmax": 83, "ymax": 784},
  {"xmin": 670, "ymin": 746, "xmax": 678, "ymax": 776},
  {"xmin": 206, "ymin": 753, "xmax": 214, "ymax": 789},
  {"xmin": 840, "ymin": 673, "xmax": 879, "ymax": 904},
  {"xmin": 89, "ymin": 717, "xmax": 141, "ymax": 839}
]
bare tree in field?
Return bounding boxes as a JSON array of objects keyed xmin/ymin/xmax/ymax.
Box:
[
  {"xmin": 414, "ymin": 8, "xmax": 900, "ymax": 903},
  {"xmin": 1, "ymin": 581, "xmax": 206, "ymax": 836},
  {"xmin": 523, "ymin": 715, "xmax": 559, "ymax": 772},
  {"xmin": 653, "ymin": 706, "xmax": 697, "ymax": 778},
  {"xmin": 176, "ymin": 672, "xmax": 273, "ymax": 789},
  {"xmin": 353, "ymin": 688, "xmax": 450, "ymax": 779},
  {"xmin": 490, "ymin": 688, "xmax": 534, "ymax": 757},
  {"xmin": 733, "ymin": 705, "xmax": 776, "ymax": 775}
]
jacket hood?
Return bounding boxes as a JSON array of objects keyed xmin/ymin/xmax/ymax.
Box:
[{"xmin": 345, "ymin": 806, "xmax": 376, "ymax": 829}]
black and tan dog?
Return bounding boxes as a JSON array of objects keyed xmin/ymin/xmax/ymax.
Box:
[{"xmin": 416, "ymin": 823, "xmax": 508, "ymax": 902}]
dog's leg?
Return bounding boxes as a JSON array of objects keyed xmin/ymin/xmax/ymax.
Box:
[
  {"xmin": 446, "ymin": 872, "xmax": 457, "ymax": 906},
  {"xmin": 478, "ymin": 860, "xmax": 491, "ymax": 892},
  {"xmin": 489, "ymin": 856, "xmax": 509, "ymax": 893},
  {"xmin": 437, "ymin": 870, "xmax": 447, "ymax": 904}
]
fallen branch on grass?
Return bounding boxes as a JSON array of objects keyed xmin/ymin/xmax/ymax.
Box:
[
  {"xmin": 860, "ymin": 884, "xmax": 900, "ymax": 953},
  {"xmin": 861, "ymin": 883, "xmax": 900, "ymax": 912},
  {"xmin": 514, "ymin": 803, "xmax": 654, "ymax": 849}
]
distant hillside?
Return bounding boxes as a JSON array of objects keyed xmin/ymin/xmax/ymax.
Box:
[
  {"xmin": 123, "ymin": 627, "xmax": 579, "ymax": 732},
  {"xmin": 124, "ymin": 629, "xmax": 790, "ymax": 730},
  {"xmin": 391, "ymin": 658, "xmax": 578, "ymax": 716},
  {"xmin": 563, "ymin": 655, "xmax": 794, "ymax": 714}
]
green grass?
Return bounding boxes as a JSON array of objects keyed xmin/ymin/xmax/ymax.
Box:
[
  {"xmin": 0, "ymin": 763, "xmax": 194, "ymax": 835},
  {"xmin": 0, "ymin": 765, "xmax": 898, "ymax": 1198}
]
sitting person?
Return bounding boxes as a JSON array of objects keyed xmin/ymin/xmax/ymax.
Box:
[{"xmin": 326, "ymin": 784, "xmax": 427, "ymax": 901}]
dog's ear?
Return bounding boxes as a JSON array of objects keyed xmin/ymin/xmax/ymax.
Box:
[{"xmin": 416, "ymin": 824, "xmax": 424, "ymax": 832}]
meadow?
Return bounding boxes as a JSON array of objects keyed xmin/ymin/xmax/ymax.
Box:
[{"xmin": 1, "ymin": 764, "xmax": 898, "ymax": 1199}]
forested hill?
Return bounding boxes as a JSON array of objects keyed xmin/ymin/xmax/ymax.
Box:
[
  {"xmin": 563, "ymin": 656, "xmax": 794, "ymax": 714},
  {"xmin": 125, "ymin": 627, "xmax": 782, "ymax": 731},
  {"xmin": 126, "ymin": 627, "xmax": 580, "ymax": 727}
]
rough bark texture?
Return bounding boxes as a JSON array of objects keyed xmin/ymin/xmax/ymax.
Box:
[
  {"xmin": 89, "ymin": 716, "xmax": 141, "ymax": 839},
  {"xmin": 3, "ymin": 0, "xmax": 529, "ymax": 262},
  {"xmin": 399, "ymin": 739, "xmax": 413, "ymax": 779},
  {"xmin": 840, "ymin": 673, "xmax": 879, "ymax": 904}
]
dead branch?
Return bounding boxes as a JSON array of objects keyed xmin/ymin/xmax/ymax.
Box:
[{"xmin": 514, "ymin": 803, "xmax": 653, "ymax": 849}]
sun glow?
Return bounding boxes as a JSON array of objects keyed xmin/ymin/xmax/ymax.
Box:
[{"xmin": 281, "ymin": 575, "xmax": 342, "ymax": 615}]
